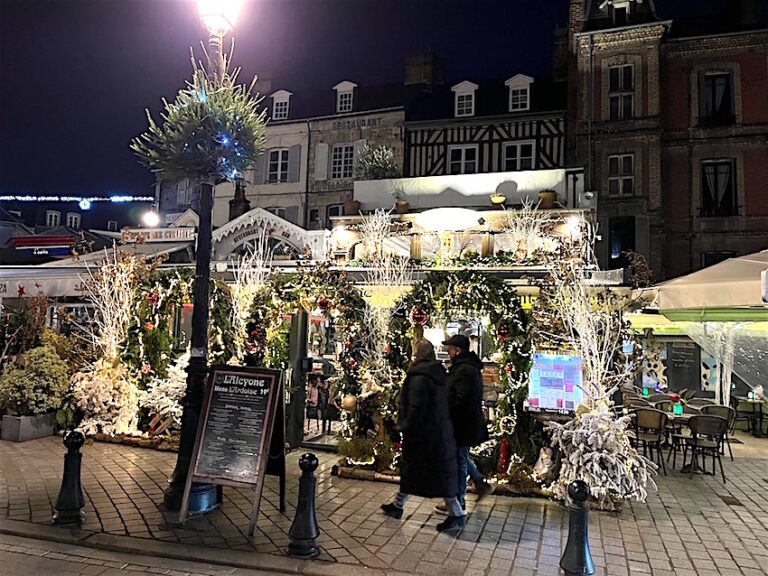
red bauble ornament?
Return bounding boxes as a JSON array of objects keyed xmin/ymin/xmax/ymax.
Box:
[
  {"xmin": 316, "ymin": 295, "xmax": 332, "ymax": 312},
  {"xmin": 497, "ymin": 323, "xmax": 511, "ymax": 340},
  {"xmin": 145, "ymin": 292, "xmax": 159, "ymax": 306},
  {"xmin": 410, "ymin": 307, "xmax": 429, "ymax": 326},
  {"xmin": 144, "ymin": 321, "xmax": 154, "ymax": 331},
  {"xmin": 497, "ymin": 436, "xmax": 510, "ymax": 475}
]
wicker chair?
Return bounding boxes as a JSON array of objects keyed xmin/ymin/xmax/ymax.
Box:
[
  {"xmin": 700, "ymin": 405, "xmax": 736, "ymax": 460},
  {"xmin": 667, "ymin": 405, "xmax": 702, "ymax": 469},
  {"xmin": 730, "ymin": 395, "xmax": 755, "ymax": 434},
  {"xmin": 682, "ymin": 415, "xmax": 729, "ymax": 483},
  {"xmin": 688, "ymin": 398, "xmax": 716, "ymax": 407},
  {"xmin": 632, "ymin": 408, "xmax": 669, "ymax": 475},
  {"xmin": 648, "ymin": 393, "xmax": 671, "ymax": 403}
]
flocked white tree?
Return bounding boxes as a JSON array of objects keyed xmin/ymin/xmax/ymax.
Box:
[{"xmin": 229, "ymin": 230, "xmax": 273, "ymax": 363}]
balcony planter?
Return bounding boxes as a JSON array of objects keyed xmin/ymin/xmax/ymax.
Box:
[
  {"xmin": 538, "ymin": 190, "xmax": 557, "ymax": 209},
  {"xmin": 395, "ymin": 200, "xmax": 410, "ymax": 214},
  {"xmin": 1, "ymin": 412, "xmax": 56, "ymax": 442},
  {"xmin": 344, "ymin": 199, "xmax": 361, "ymax": 215}
]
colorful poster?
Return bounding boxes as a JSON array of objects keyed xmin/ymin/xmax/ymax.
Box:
[{"xmin": 527, "ymin": 353, "xmax": 584, "ymax": 413}]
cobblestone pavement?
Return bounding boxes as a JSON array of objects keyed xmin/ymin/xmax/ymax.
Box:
[
  {"xmin": 0, "ymin": 532, "xmax": 276, "ymax": 576},
  {"xmin": 1, "ymin": 433, "xmax": 768, "ymax": 575}
]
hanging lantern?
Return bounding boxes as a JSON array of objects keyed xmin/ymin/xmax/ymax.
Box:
[{"xmin": 410, "ymin": 307, "xmax": 429, "ymax": 326}]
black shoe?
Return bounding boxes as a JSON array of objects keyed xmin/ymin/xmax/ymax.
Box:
[
  {"xmin": 475, "ymin": 481, "xmax": 494, "ymax": 501},
  {"xmin": 436, "ymin": 514, "xmax": 466, "ymax": 533},
  {"xmin": 380, "ymin": 503, "xmax": 403, "ymax": 519}
]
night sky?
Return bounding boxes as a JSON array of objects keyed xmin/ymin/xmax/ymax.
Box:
[{"xmin": 0, "ymin": 0, "xmax": 727, "ymax": 200}]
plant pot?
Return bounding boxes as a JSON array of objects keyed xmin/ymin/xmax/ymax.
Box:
[
  {"xmin": 1, "ymin": 412, "xmax": 56, "ymax": 442},
  {"xmin": 344, "ymin": 199, "xmax": 361, "ymax": 215},
  {"xmin": 395, "ymin": 200, "xmax": 410, "ymax": 214},
  {"xmin": 538, "ymin": 190, "xmax": 557, "ymax": 209}
]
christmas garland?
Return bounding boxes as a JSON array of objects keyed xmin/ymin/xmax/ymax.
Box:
[
  {"xmin": 244, "ymin": 263, "xmax": 368, "ymax": 399},
  {"xmin": 388, "ymin": 270, "xmax": 537, "ymax": 464},
  {"xmin": 121, "ymin": 268, "xmax": 234, "ymax": 388}
]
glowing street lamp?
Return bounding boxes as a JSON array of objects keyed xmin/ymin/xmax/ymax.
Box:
[
  {"xmin": 141, "ymin": 210, "xmax": 160, "ymax": 228},
  {"xmin": 196, "ymin": 0, "xmax": 244, "ymax": 78},
  {"xmin": 163, "ymin": 0, "xmax": 244, "ymax": 514}
]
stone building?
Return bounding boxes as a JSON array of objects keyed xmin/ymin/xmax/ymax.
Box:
[{"xmin": 567, "ymin": 0, "xmax": 768, "ymax": 278}]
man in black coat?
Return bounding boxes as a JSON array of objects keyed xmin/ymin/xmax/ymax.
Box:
[
  {"xmin": 381, "ymin": 339, "xmax": 467, "ymax": 533},
  {"xmin": 440, "ymin": 334, "xmax": 492, "ymax": 512}
]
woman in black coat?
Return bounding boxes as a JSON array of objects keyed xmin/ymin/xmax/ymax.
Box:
[{"xmin": 381, "ymin": 339, "xmax": 467, "ymax": 533}]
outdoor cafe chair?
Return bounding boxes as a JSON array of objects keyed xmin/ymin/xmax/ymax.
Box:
[
  {"xmin": 682, "ymin": 389, "xmax": 697, "ymax": 400},
  {"xmin": 682, "ymin": 415, "xmax": 729, "ymax": 483},
  {"xmin": 678, "ymin": 388, "xmax": 689, "ymax": 399},
  {"xmin": 701, "ymin": 405, "xmax": 736, "ymax": 460},
  {"xmin": 654, "ymin": 400, "xmax": 672, "ymax": 413},
  {"xmin": 730, "ymin": 395, "xmax": 756, "ymax": 434},
  {"xmin": 688, "ymin": 397, "xmax": 716, "ymax": 407},
  {"xmin": 666, "ymin": 405, "xmax": 702, "ymax": 469},
  {"xmin": 648, "ymin": 393, "xmax": 671, "ymax": 403},
  {"xmin": 632, "ymin": 408, "xmax": 668, "ymax": 475}
]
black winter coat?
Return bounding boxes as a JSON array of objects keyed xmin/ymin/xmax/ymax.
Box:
[
  {"xmin": 446, "ymin": 351, "xmax": 488, "ymax": 448},
  {"xmin": 397, "ymin": 360, "xmax": 458, "ymax": 498}
]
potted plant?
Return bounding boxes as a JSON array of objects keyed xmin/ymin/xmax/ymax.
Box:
[
  {"xmin": 538, "ymin": 189, "xmax": 557, "ymax": 209},
  {"xmin": 392, "ymin": 184, "xmax": 409, "ymax": 214},
  {"xmin": 344, "ymin": 198, "xmax": 361, "ymax": 215},
  {"xmin": 0, "ymin": 345, "xmax": 69, "ymax": 441}
]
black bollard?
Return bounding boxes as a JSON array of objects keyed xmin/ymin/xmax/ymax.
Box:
[
  {"xmin": 287, "ymin": 453, "xmax": 320, "ymax": 559},
  {"xmin": 560, "ymin": 480, "xmax": 595, "ymax": 576},
  {"xmin": 53, "ymin": 430, "xmax": 86, "ymax": 526}
]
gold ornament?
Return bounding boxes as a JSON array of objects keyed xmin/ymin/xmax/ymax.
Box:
[{"xmin": 342, "ymin": 394, "xmax": 358, "ymax": 412}]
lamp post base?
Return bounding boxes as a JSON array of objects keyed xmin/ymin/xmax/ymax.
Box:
[{"xmin": 165, "ymin": 482, "xmax": 218, "ymax": 514}]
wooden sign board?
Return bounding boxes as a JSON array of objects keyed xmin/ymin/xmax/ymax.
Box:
[{"xmin": 179, "ymin": 365, "xmax": 284, "ymax": 536}]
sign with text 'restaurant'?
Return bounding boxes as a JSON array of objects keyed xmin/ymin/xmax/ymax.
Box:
[{"xmin": 179, "ymin": 366, "xmax": 283, "ymax": 535}]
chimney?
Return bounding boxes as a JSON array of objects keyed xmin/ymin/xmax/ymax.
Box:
[
  {"xmin": 728, "ymin": 0, "xmax": 761, "ymax": 27},
  {"xmin": 568, "ymin": 0, "xmax": 586, "ymax": 52},
  {"xmin": 255, "ymin": 72, "xmax": 272, "ymax": 96},
  {"xmin": 229, "ymin": 181, "xmax": 250, "ymax": 221},
  {"xmin": 404, "ymin": 52, "xmax": 445, "ymax": 87}
]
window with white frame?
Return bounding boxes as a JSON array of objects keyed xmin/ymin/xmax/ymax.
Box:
[
  {"xmin": 503, "ymin": 141, "xmax": 535, "ymax": 171},
  {"xmin": 45, "ymin": 210, "xmax": 60, "ymax": 227},
  {"xmin": 455, "ymin": 93, "xmax": 474, "ymax": 117},
  {"xmin": 608, "ymin": 154, "xmax": 634, "ymax": 197},
  {"xmin": 327, "ymin": 204, "xmax": 343, "ymax": 219},
  {"xmin": 267, "ymin": 149, "xmax": 289, "ymax": 183},
  {"xmin": 273, "ymin": 100, "xmax": 289, "ymax": 120},
  {"xmin": 608, "ymin": 64, "xmax": 634, "ymax": 120},
  {"xmin": 509, "ymin": 88, "xmax": 529, "ymax": 111},
  {"xmin": 337, "ymin": 91, "xmax": 353, "ymax": 113},
  {"xmin": 176, "ymin": 178, "xmax": 191, "ymax": 205},
  {"xmin": 107, "ymin": 220, "xmax": 118, "ymax": 232},
  {"xmin": 66, "ymin": 212, "xmax": 81, "ymax": 229},
  {"xmin": 448, "ymin": 145, "xmax": 478, "ymax": 175},
  {"xmin": 331, "ymin": 144, "xmax": 354, "ymax": 179}
]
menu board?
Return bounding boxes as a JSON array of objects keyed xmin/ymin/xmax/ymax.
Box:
[
  {"xmin": 180, "ymin": 366, "xmax": 282, "ymax": 534},
  {"xmin": 666, "ymin": 341, "xmax": 700, "ymax": 393},
  {"xmin": 527, "ymin": 353, "xmax": 584, "ymax": 413}
]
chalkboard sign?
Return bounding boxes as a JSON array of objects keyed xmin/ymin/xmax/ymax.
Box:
[
  {"xmin": 179, "ymin": 365, "xmax": 284, "ymax": 535},
  {"xmin": 665, "ymin": 341, "xmax": 701, "ymax": 393}
]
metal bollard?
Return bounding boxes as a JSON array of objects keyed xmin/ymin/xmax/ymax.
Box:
[
  {"xmin": 287, "ymin": 453, "xmax": 320, "ymax": 559},
  {"xmin": 53, "ymin": 430, "xmax": 86, "ymax": 526},
  {"xmin": 560, "ymin": 480, "xmax": 595, "ymax": 576}
]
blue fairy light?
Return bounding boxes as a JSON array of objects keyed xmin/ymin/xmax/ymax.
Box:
[{"xmin": 79, "ymin": 199, "xmax": 92, "ymax": 210}]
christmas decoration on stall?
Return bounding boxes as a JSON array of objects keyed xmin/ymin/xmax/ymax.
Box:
[
  {"xmin": 121, "ymin": 268, "xmax": 234, "ymax": 389},
  {"xmin": 388, "ymin": 270, "xmax": 533, "ymax": 467},
  {"xmin": 131, "ymin": 51, "xmax": 266, "ymax": 183}
]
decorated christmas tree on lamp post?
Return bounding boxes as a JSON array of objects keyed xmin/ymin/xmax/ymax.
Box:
[{"xmin": 131, "ymin": 0, "xmax": 266, "ymax": 512}]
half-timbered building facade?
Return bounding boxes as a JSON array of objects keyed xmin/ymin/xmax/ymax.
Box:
[{"xmin": 404, "ymin": 76, "xmax": 567, "ymax": 177}]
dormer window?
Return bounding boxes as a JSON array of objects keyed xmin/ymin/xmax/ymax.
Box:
[
  {"xmin": 505, "ymin": 74, "xmax": 533, "ymax": 112},
  {"xmin": 333, "ymin": 81, "xmax": 357, "ymax": 113},
  {"xmin": 271, "ymin": 90, "xmax": 292, "ymax": 121},
  {"xmin": 451, "ymin": 81, "xmax": 478, "ymax": 118},
  {"xmin": 600, "ymin": 0, "xmax": 633, "ymax": 25}
]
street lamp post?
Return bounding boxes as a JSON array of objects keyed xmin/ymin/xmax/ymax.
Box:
[{"xmin": 163, "ymin": 0, "xmax": 244, "ymax": 513}]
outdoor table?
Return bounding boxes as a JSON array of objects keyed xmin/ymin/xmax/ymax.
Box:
[{"xmin": 737, "ymin": 397, "xmax": 766, "ymax": 438}]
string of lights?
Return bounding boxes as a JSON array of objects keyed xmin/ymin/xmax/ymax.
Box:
[{"xmin": 0, "ymin": 195, "xmax": 155, "ymax": 210}]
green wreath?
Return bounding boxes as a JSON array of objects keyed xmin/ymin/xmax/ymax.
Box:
[{"xmin": 388, "ymin": 270, "xmax": 539, "ymax": 463}]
